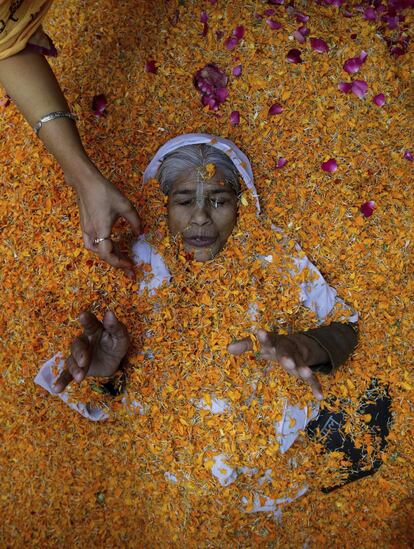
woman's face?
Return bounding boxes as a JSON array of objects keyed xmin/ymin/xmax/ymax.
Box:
[{"xmin": 167, "ymin": 169, "xmax": 238, "ymax": 262}]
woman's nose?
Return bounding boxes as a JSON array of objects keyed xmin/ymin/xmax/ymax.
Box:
[{"xmin": 190, "ymin": 203, "xmax": 211, "ymax": 226}]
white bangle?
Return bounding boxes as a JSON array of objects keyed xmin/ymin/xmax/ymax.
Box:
[{"xmin": 33, "ymin": 111, "xmax": 77, "ymax": 136}]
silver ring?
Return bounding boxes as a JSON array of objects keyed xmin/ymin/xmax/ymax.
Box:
[{"xmin": 93, "ymin": 236, "xmax": 112, "ymax": 246}]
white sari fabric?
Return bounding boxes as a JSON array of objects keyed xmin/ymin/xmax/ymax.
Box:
[{"xmin": 35, "ymin": 134, "xmax": 358, "ymax": 517}]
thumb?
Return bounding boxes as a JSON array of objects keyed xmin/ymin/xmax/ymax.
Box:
[
  {"xmin": 227, "ymin": 337, "xmax": 253, "ymax": 356},
  {"xmin": 102, "ymin": 310, "xmax": 128, "ymax": 340}
]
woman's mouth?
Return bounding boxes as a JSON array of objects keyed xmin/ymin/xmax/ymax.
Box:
[{"xmin": 184, "ymin": 235, "xmax": 217, "ymax": 248}]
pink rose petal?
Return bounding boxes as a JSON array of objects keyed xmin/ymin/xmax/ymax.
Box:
[
  {"xmin": 276, "ymin": 157, "xmax": 287, "ymax": 168},
  {"xmin": 194, "ymin": 64, "xmax": 229, "ymax": 111},
  {"xmin": 233, "ymin": 25, "xmax": 245, "ymax": 40},
  {"xmin": 145, "ymin": 60, "xmax": 158, "ymax": 74},
  {"xmin": 360, "ymin": 200, "xmax": 376, "ymax": 217},
  {"xmin": 363, "ymin": 7, "xmax": 377, "ymax": 20},
  {"xmin": 230, "ymin": 110, "xmax": 240, "ymax": 126},
  {"xmin": 352, "ymin": 79, "xmax": 368, "ymax": 99},
  {"xmin": 216, "ymin": 87, "xmax": 229, "ymax": 103},
  {"xmin": 343, "ymin": 51, "xmax": 367, "ymax": 74},
  {"xmin": 225, "ymin": 36, "xmax": 239, "ymax": 50},
  {"xmin": 296, "ymin": 12, "xmax": 309, "ymax": 23},
  {"xmin": 232, "ymin": 64, "xmax": 242, "ymax": 77},
  {"xmin": 321, "ymin": 158, "xmax": 338, "ymax": 172},
  {"xmin": 268, "ymin": 103, "xmax": 283, "ymax": 115},
  {"xmin": 310, "ymin": 37, "xmax": 329, "ymax": 53},
  {"xmin": 373, "ymin": 93, "xmax": 386, "ymax": 107},
  {"xmin": 404, "ymin": 150, "xmax": 413, "ymax": 161},
  {"xmin": 338, "ymin": 82, "xmax": 352, "ymax": 93},
  {"xmin": 201, "ymin": 22, "xmax": 208, "ymax": 37},
  {"xmin": 92, "ymin": 94, "xmax": 107, "ymax": 117},
  {"xmin": 287, "ymin": 48, "xmax": 303, "ymax": 63},
  {"xmin": 343, "ymin": 58, "xmax": 362, "ymax": 74},
  {"xmin": 293, "ymin": 30, "xmax": 306, "ymax": 43},
  {"xmin": 266, "ymin": 19, "xmax": 283, "ymax": 30}
]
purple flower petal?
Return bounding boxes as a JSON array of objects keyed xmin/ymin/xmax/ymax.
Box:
[
  {"xmin": 310, "ymin": 37, "xmax": 329, "ymax": 53},
  {"xmin": 293, "ymin": 30, "xmax": 306, "ymax": 43},
  {"xmin": 343, "ymin": 57, "xmax": 362, "ymax": 74},
  {"xmin": 145, "ymin": 60, "xmax": 158, "ymax": 74},
  {"xmin": 230, "ymin": 110, "xmax": 240, "ymax": 126},
  {"xmin": 287, "ymin": 48, "xmax": 303, "ymax": 63},
  {"xmin": 343, "ymin": 51, "xmax": 367, "ymax": 74},
  {"xmin": 296, "ymin": 12, "xmax": 309, "ymax": 23},
  {"xmin": 264, "ymin": 8, "xmax": 275, "ymax": 16},
  {"xmin": 268, "ymin": 103, "xmax": 283, "ymax": 115},
  {"xmin": 268, "ymin": 0, "xmax": 284, "ymax": 4},
  {"xmin": 233, "ymin": 25, "xmax": 245, "ymax": 40},
  {"xmin": 232, "ymin": 64, "xmax": 242, "ymax": 77},
  {"xmin": 360, "ymin": 201, "xmax": 376, "ymax": 217},
  {"xmin": 200, "ymin": 11, "xmax": 208, "ymax": 23},
  {"xmin": 373, "ymin": 93, "xmax": 386, "ymax": 107},
  {"xmin": 298, "ymin": 25, "xmax": 309, "ymax": 37},
  {"xmin": 404, "ymin": 150, "xmax": 413, "ymax": 161},
  {"xmin": 92, "ymin": 94, "xmax": 107, "ymax": 117},
  {"xmin": 266, "ymin": 19, "xmax": 282, "ymax": 30},
  {"xmin": 321, "ymin": 158, "xmax": 338, "ymax": 172},
  {"xmin": 225, "ymin": 36, "xmax": 239, "ymax": 50},
  {"xmin": 276, "ymin": 157, "xmax": 287, "ymax": 168},
  {"xmin": 363, "ymin": 7, "xmax": 377, "ymax": 21},
  {"xmin": 338, "ymin": 81, "xmax": 352, "ymax": 93},
  {"xmin": 216, "ymin": 87, "xmax": 229, "ymax": 103},
  {"xmin": 352, "ymin": 79, "xmax": 368, "ymax": 99}
]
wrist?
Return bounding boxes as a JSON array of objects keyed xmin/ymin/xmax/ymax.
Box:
[
  {"xmin": 64, "ymin": 156, "xmax": 101, "ymax": 192},
  {"xmin": 295, "ymin": 333, "xmax": 330, "ymax": 367}
]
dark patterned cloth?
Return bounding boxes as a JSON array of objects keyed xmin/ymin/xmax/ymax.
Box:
[{"xmin": 306, "ymin": 379, "xmax": 392, "ymax": 492}]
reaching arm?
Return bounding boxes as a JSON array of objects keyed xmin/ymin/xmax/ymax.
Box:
[{"xmin": 0, "ymin": 49, "xmax": 141, "ymax": 275}]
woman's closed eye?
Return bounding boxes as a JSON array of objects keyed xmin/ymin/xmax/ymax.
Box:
[{"xmin": 175, "ymin": 198, "xmax": 228, "ymax": 207}]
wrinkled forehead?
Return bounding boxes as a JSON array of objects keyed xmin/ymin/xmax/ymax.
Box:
[{"xmin": 169, "ymin": 167, "xmax": 237, "ymax": 196}]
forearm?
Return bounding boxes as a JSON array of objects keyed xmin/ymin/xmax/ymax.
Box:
[
  {"xmin": 0, "ymin": 50, "xmax": 93, "ymax": 184},
  {"xmin": 301, "ymin": 322, "xmax": 358, "ymax": 374}
]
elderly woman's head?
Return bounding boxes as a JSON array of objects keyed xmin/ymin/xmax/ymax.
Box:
[{"xmin": 157, "ymin": 144, "xmax": 241, "ymax": 261}]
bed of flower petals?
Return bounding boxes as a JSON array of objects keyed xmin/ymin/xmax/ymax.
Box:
[{"xmin": 1, "ymin": 1, "xmax": 413, "ymax": 547}]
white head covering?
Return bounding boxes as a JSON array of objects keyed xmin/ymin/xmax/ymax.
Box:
[{"xmin": 143, "ymin": 133, "xmax": 261, "ymax": 214}]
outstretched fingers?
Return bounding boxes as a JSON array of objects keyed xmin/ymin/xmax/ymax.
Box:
[
  {"xmin": 79, "ymin": 310, "xmax": 103, "ymax": 337},
  {"xmin": 279, "ymin": 352, "xmax": 323, "ymax": 401},
  {"xmin": 227, "ymin": 337, "xmax": 253, "ymax": 356},
  {"xmin": 53, "ymin": 369, "xmax": 73, "ymax": 394},
  {"xmin": 96, "ymin": 239, "xmax": 135, "ymax": 278}
]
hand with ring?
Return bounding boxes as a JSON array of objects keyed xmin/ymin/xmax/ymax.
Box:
[{"xmin": 66, "ymin": 165, "xmax": 141, "ymax": 278}]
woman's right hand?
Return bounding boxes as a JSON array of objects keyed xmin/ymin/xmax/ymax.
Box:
[{"xmin": 53, "ymin": 310, "xmax": 130, "ymax": 393}]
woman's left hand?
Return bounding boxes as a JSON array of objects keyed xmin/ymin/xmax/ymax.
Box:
[
  {"xmin": 66, "ymin": 166, "xmax": 141, "ymax": 278},
  {"xmin": 228, "ymin": 329, "xmax": 324, "ymax": 400}
]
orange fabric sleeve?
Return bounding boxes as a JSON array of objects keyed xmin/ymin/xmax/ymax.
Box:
[{"xmin": 0, "ymin": 0, "xmax": 53, "ymax": 60}]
